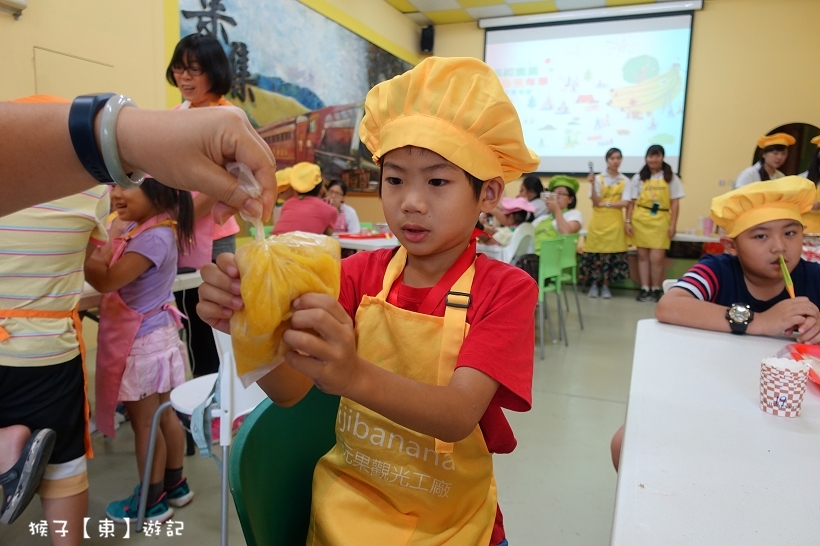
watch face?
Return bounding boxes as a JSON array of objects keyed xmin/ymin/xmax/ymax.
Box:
[{"xmin": 729, "ymin": 305, "xmax": 751, "ymax": 323}]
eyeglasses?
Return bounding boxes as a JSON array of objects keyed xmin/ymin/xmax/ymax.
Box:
[
  {"xmin": 171, "ymin": 64, "xmax": 204, "ymax": 77},
  {"xmin": 553, "ymin": 191, "xmax": 570, "ymax": 197},
  {"xmin": 326, "ymin": 191, "xmax": 344, "ymax": 198}
]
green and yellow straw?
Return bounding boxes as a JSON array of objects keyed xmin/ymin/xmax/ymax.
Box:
[{"xmin": 779, "ymin": 254, "xmax": 795, "ymax": 299}]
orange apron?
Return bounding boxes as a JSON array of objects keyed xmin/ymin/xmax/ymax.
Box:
[
  {"xmin": 0, "ymin": 307, "xmax": 93, "ymax": 458},
  {"xmin": 308, "ymin": 242, "xmax": 497, "ymax": 545},
  {"xmin": 94, "ymin": 215, "xmax": 183, "ymax": 437}
]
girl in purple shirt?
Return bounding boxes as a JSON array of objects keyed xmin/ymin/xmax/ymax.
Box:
[{"xmin": 84, "ymin": 178, "xmax": 196, "ymax": 524}]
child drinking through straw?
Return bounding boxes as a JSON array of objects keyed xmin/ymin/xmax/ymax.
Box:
[
  {"xmin": 611, "ymin": 177, "xmax": 820, "ymax": 471},
  {"xmin": 85, "ymin": 178, "xmax": 195, "ymax": 523},
  {"xmin": 198, "ymin": 56, "xmax": 539, "ymax": 546}
]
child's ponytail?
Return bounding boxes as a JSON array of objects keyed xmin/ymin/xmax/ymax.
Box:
[{"xmin": 139, "ymin": 178, "xmax": 195, "ymax": 253}]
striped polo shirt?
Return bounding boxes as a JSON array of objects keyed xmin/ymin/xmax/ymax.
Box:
[{"xmin": 0, "ymin": 187, "xmax": 109, "ymax": 367}]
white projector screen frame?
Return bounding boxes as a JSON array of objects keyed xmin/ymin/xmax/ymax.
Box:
[{"xmin": 485, "ymin": 13, "xmax": 694, "ymax": 176}]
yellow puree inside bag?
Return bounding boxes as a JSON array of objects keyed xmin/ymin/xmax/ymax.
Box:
[{"xmin": 231, "ymin": 232, "xmax": 341, "ymax": 376}]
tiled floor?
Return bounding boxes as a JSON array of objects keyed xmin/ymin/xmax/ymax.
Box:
[{"xmin": 1, "ymin": 289, "xmax": 656, "ymax": 545}]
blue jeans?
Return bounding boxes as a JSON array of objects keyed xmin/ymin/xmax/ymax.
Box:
[{"xmin": 498, "ymin": 539, "xmax": 509, "ymax": 546}]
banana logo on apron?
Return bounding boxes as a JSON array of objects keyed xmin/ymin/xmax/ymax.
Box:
[
  {"xmin": 309, "ymin": 244, "xmax": 497, "ymax": 545},
  {"xmin": 585, "ymin": 175, "xmax": 628, "ymax": 254}
]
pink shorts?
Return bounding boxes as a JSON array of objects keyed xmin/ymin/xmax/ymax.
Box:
[{"xmin": 118, "ymin": 324, "xmax": 189, "ymax": 402}]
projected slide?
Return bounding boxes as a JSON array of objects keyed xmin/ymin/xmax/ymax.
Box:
[{"xmin": 485, "ymin": 15, "xmax": 692, "ymax": 174}]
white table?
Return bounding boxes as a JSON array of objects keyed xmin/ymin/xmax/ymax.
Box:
[
  {"xmin": 79, "ymin": 271, "xmax": 203, "ymax": 312},
  {"xmin": 611, "ymin": 320, "xmax": 820, "ymax": 545},
  {"xmin": 335, "ymin": 236, "xmax": 400, "ymax": 252}
]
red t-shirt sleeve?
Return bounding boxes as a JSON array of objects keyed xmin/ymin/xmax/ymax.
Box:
[{"xmin": 456, "ymin": 261, "xmax": 537, "ymax": 413}]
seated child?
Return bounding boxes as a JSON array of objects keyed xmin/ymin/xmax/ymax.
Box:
[
  {"xmin": 656, "ymin": 176, "xmax": 820, "ymax": 342},
  {"xmin": 611, "ymin": 177, "xmax": 820, "ymax": 470},
  {"xmin": 482, "ymin": 196, "xmax": 535, "ymax": 246},
  {"xmin": 198, "ymin": 57, "xmax": 540, "ymax": 545},
  {"xmin": 272, "ymin": 163, "xmax": 338, "ymax": 236}
]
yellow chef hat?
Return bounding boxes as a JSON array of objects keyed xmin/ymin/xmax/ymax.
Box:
[
  {"xmin": 290, "ymin": 162, "xmax": 322, "ymax": 194},
  {"xmin": 275, "ymin": 167, "xmax": 292, "ymax": 192},
  {"xmin": 710, "ymin": 176, "xmax": 815, "ymax": 238},
  {"xmin": 359, "ymin": 57, "xmax": 540, "ymax": 184},
  {"xmin": 811, "ymin": 135, "xmax": 820, "ymax": 146},
  {"xmin": 757, "ymin": 133, "xmax": 796, "ymax": 148}
]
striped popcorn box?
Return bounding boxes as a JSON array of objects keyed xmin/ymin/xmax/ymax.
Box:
[{"xmin": 759, "ymin": 358, "xmax": 809, "ymax": 418}]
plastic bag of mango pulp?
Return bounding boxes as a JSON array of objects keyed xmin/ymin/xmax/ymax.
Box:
[{"xmin": 231, "ymin": 231, "xmax": 341, "ymax": 387}]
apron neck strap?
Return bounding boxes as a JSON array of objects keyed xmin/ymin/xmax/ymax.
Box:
[
  {"xmin": 123, "ymin": 213, "xmax": 174, "ymax": 241},
  {"xmin": 382, "ymin": 240, "xmax": 477, "ymax": 315}
]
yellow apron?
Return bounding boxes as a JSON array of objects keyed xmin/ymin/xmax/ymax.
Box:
[
  {"xmin": 632, "ymin": 178, "xmax": 672, "ymax": 250},
  {"xmin": 308, "ymin": 244, "xmax": 497, "ymax": 546},
  {"xmin": 585, "ymin": 175, "xmax": 628, "ymax": 254},
  {"xmin": 802, "ymin": 185, "xmax": 820, "ymax": 235}
]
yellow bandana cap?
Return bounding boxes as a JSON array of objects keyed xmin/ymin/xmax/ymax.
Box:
[
  {"xmin": 757, "ymin": 133, "xmax": 795, "ymax": 148},
  {"xmin": 359, "ymin": 57, "xmax": 540, "ymax": 184},
  {"xmin": 275, "ymin": 167, "xmax": 292, "ymax": 191},
  {"xmin": 710, "ymin": 176, "xmax": 815, "ymax": 238},
  {"xmin": 811, "ymin": 135, "xmax": 820, "ymax": 146},
  {"xmin": 290, "ymin": 162, "xmax": 322, "ymax": 193}
]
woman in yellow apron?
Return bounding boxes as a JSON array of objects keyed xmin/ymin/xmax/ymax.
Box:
[
  {"xmin": 581, "ymin": 148, "xmax": 630, "ymax": 299},
  {"xmin": 626, "ymin": 145, "xmax": 684, "ymax": 302},
  {"xmin": 198, "ymin": 56, "xmax": 541, "ymax": 546}
]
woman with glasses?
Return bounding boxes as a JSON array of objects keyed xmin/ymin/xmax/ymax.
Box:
[
  {"xmin": 166, "ymin": 34, "xmax": 238, "ymax": 378},
  {"xmin": 531, "ymin": 175, "xmax": 583, "ymax": 259},
  {"xmin": 325, "ymin": 180, "xmax": 361, "ymax": 234}
]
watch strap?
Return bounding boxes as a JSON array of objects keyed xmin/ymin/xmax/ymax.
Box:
[{"xmin": 69, "ymin": 93, "xmax": 115, "ymax": 184}]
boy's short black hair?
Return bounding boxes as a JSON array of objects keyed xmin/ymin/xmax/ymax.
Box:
[
  {"xmin": 521, "ymin": 176, "xmax": 544, "ymax": 196},
  {"xmin": 166, "ymin": 34, "xmax": 232, "ymax": 97},
  {"xmin": 378, "ymin": 166, "xmax": 485, "ymax": 200}
]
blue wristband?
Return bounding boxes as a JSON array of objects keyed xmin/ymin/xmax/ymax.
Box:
[{"xmin": 69, "ymin": 93, "xmax": 115, "ymax": 184}]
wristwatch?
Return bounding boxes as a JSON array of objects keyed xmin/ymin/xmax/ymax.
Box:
[
  {"xmin": 605, "ymin": 202, "xmax": 611, "ymax": 208},
  {"xmin": 726, "ymin": 303, "xmax": 753, "ymax": 335}
]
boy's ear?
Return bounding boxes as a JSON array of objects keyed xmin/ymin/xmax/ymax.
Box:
[
  {"xmin": 721, "ymin": 235, "xmax": 738, "ymax": 256},
  {"xmin": 480, "ymin": 177, "xmax": 505, "ymax": 213}
]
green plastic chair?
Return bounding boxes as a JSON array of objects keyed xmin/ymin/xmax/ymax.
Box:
[
  {"xmin": 558, "ymin": 234, "xmax": 584, "ymax": 330},
  {"xmin": 538, "ymin": 238, "xmax": 568, "ymax": 356},
  {"xmin": 229, "ymin": 387, "xmax": 340, "ymax": 546},
  {"xmin": 359, "ymin": 221, "xmax": 373, "ymax": 230},
  {"xmin": 248, "ymin": 225, "xmax": 274, "ymax": 239}
]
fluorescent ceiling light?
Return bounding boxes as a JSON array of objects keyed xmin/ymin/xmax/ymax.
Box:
[{"xmin": 479, "ymin": 0, "xmax": 703, "ymax": 29}]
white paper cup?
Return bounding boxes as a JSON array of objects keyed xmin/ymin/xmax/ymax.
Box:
[{"xmin": 759, "ymin": 358, "xmax": 809, "ymax": 418}]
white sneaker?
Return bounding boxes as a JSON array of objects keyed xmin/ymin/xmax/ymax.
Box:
[
  {"xmin": 588, "ymin": 284, "xmax": 599, "ymax": 298},
  {"xmin": 600, "ymin": 285, "xmax": 612, "ymax": 299}
]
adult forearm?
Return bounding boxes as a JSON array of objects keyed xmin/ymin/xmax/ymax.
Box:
[{"xmin": 1, "ymin": 103, "xmax": 97, "ymax": 215}]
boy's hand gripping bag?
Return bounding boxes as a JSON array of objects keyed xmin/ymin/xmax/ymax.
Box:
[{"xmin": 231, "ymin": 231, "xmax": 341, "ymax": 386}]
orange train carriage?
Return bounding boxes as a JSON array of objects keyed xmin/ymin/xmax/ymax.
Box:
[{"xmin": 257, "ymin": 104, "xmax": 377, "ymax": 192}]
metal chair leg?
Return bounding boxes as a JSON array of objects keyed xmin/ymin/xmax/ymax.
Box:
[
  {"xmin": 572, "ymin": 282, "xmax": 584, "ymax": 330},
  {"xmin": 137, "ymin": 400, "xmax": 173, "ymax": 533},
  {"xmin": 563, "ymin": 286, "xmax": 570, "ymax": 312},
  {"xmin": 556, "ymin": 291, "xmax": 568, "ymax": 346},
  {"xmin": 221, "ymin": 445, "xmax": 229, "ymax": 546},
  {"xmin": 538, "ymin": 300, "xmax": 545, "ymax": 360},
  {"xmin": 544, "ymin": 296, "xmax": 556, "ymax": 344}
]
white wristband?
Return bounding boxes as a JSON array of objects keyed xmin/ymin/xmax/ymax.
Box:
[{"xmin": 99, "ymin": 95, "xmax": 145, "ymax": 189}]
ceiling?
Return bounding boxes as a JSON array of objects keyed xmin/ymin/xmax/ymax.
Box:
[{"xmin": 383, "ymin": 0, "xmax": 683, "ymax": 25}]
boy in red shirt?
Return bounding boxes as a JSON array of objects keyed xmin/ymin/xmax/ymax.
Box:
[
  {"xmin": 198, "ymin": 57, "xmax": 539, "ymax": 545},
  {"xmin": 272, "ymin": 162, "xmax": 338, "ymax": 236}
]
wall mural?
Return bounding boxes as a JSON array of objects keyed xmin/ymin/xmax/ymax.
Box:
[{"xmin": 179, "ymin": 0, "xmax": 413, "ymax": 194}]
